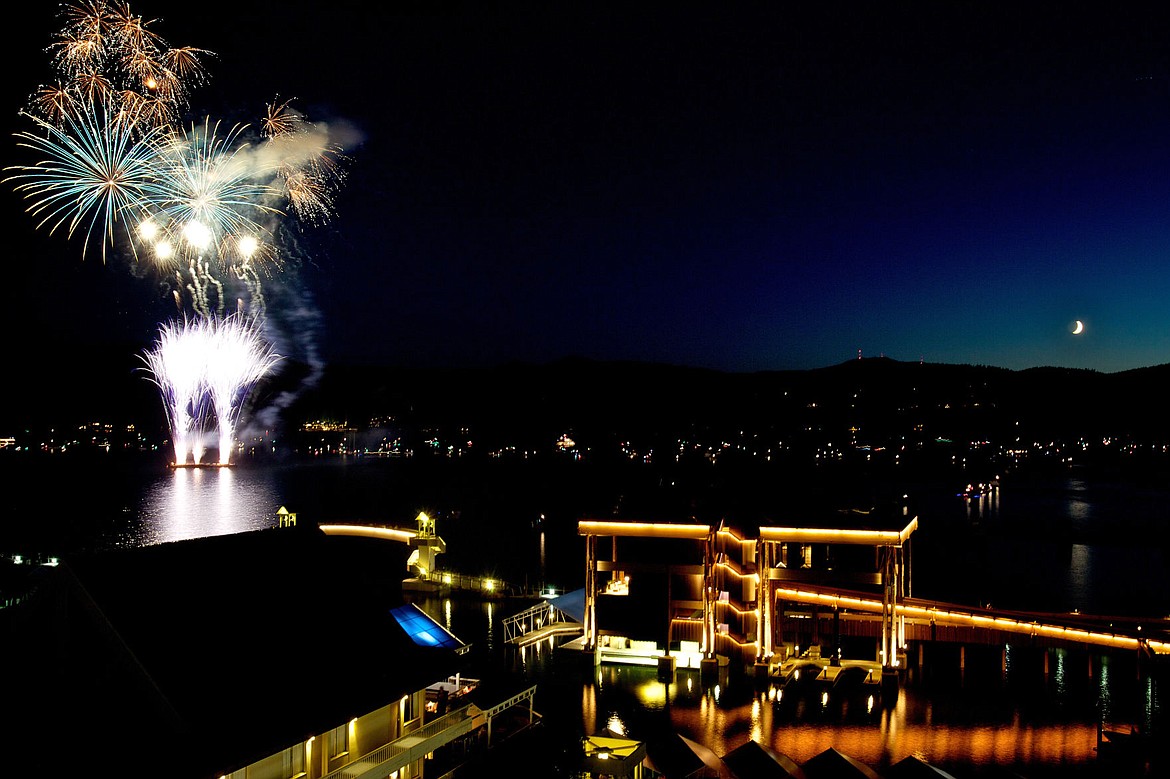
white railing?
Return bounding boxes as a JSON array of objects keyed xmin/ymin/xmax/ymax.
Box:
[
  {"xmin": 483, "ymin": 684, "xmax": 537, "ymax": 718},
  {"xmin": 317, "ymin": 685, "xmax": 539, "ymax": 779},
  {"xmin": 503, "ymin": 602, "xmax": 580, "ymax": 644},
  {"xmin": 318, "ymin": 707, "xmax": 474, "ymax": 779}
]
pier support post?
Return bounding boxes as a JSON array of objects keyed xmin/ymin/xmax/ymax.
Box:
[
  {"xmin": 830, "ymin": 608, "xmax": 841, "ymax": 666},
  {"xmin": 881, "ymin": 667, "xmax": 899, "ymax": 705},
  {"xmin": 657, "ymin": 654, "xmax": 676, "ymax": 682}
]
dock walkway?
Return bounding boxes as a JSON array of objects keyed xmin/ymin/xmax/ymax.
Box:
[{"xmin": 503, "ymin": 594, "xmax": 584, "ymax": 646}]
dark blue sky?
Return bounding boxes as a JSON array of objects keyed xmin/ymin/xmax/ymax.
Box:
[{"xmin": 8, "ymin": 2, "xmax": 1170, "ymax": 374}]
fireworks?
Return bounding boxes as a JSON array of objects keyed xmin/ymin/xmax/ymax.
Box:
[
  {"xmin": 141, "ymin": 315, "xmax": 280, "ymax": 466},
  {"xmin": 9, "ymin": 1, "xmax": 347, "ymax": 280},
  {"xmin": 260, "ymin": 98, "xmax": 349, "ymax": 225},
  {"xmin": 45, "ymin": 0, "xmax": 209, "ymax": 126},
  {"xmin": 9, "ymin": 1, "xmax": 354, "ymax": 466},
  {"xmin": 8, "ymin": 102, "xmax": 168, "ymax": 262}
]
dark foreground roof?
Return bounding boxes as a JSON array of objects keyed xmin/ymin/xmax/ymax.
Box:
[
  {"xmin": 0, "ymin": 525, "xmax": 466, "ymax": 779},
  {"xmin": 803, "ymin": 747, "xmax": 884, "ymax": 779},
  {"xmin": 722, "ymin": 739, "xmax": 807, "ymax": 779}
]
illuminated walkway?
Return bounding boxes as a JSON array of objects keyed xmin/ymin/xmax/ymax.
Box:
[
  {"xmin": 775, "ymin": 582, "xmax": 1170, "ymax": 656},
  {"xmin": 319, "ymin": 521, "xmax": 536, "ymax": 597},
  {"xmin": 503, "ymin": 598, "xmax": 584, "ymax": 646},
  {"xmin": 317, "ymin": 686, "xmax": 537, "ymax": 779}
]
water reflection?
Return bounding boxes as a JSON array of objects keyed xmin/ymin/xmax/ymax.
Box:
[
  {"xmin": 137, "ymin": 466, "xmax": 280, "ymax": 545},
  {"xmin": 485, "ymin": 600, "xmax": 495, "ymax": 653},
  {"xmin": 412, "ymin": 576, "xmax": 1158, "ymax": 777},
  {"xmin": 1055, "ymin": 648, "xmax": 1067, "ymax": 702},
  {"xmin": 1099, "ymin": 656, "xmax": 1113, "ymax": 723}
]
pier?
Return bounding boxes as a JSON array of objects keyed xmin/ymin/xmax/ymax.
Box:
[
  {"xmin": 503, "ymin": 596, "xmax": 584, "ymax": 646},
  {"xmin": 575, "ymin": 513, "xmax": 1170, "ymax": 688},
  {"xmin": 317, "ymin": 516, "xmax": 553, "ymax": 599}
]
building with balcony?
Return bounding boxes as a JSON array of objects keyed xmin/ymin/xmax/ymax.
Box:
[
  {"xmin": 0, "ymin": 522, "xmax": 513, "ymax": 779},
  {"xmin": 577, "ymin": 498, "xmax": 918, "ymax": 678}
]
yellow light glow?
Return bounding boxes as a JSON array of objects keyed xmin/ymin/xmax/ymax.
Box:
[
  {"xmin": 760, "ymin": 517, "xmax": 918, "ymax": 545},
  {"xmin": 634, "ymin": 681, "xmax": 668, "ymax": 706},
  {"xmin": 715, "ymin": 561, "xmax": 759, "ymax": 581},
  {"xmin": 138, "ymin": 220, "xmax": 160, "ymax": 241},
  {"xmin": 579, "ymin": 520, "xmax": 711, "ymax": 539},
  {"xmin": 773, "ymin": 586, "xmax": 1163, "ymax": 652},
  {"xmin": 319, "ymin": 524, "xmax": 417, "ymax": 543},
  {"xmin": 721, "ymin": 601, "xmax": 757, "ymax": 617},
  {"xmin": 182, "ymin": 220, "xmax": 213, "ymax": 249},
  {"xmin": 717, "ymin": 526, "xmax": 753, "ymax": 545},
  {"xmin": 484, "ymin": 579, "xmax": 495, "ymax": 592},
  {"xmin": 238, "ymin": 235, "xmax": 259, "ymax": 258}
]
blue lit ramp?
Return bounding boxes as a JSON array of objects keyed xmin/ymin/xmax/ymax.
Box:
[
  {"xmin": 390, "ymin": 604, "xmax": 465, "ymax": 650},
  {"xmin": 548, "ymin": 587, "xmax": 585, "ymax": 623}
]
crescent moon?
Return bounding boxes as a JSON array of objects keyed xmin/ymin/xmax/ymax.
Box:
[{"xmin": 1072, "ymin": 320, "xmax": 1084, "ymax": 335}]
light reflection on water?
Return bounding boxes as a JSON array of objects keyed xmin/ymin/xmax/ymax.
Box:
[
  {"xmin": 446, "ymin": 602, "xmax": 1160, "ymax": 778},
  {"xmin": 540, "ymin": 653, "xmax": 1108, "ymax": 774},
  {"xmin": 8, "ymin": 460, "xmax": 1163, "ymax": 776},
  {"xmin": 134, "ymin": 467, "xmax": 281, "ymax": 546}
]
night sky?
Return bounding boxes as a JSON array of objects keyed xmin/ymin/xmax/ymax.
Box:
[{"xmin": 7, "ymin": 2, "xmax": 1170, "ymax": 377}]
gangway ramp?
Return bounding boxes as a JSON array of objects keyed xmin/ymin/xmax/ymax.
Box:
[{"xmin": 504, "ymin": 588, "xmax": 584, "ymax": 646}]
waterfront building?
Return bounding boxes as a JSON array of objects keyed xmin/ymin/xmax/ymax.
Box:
[
  {"xmin": 0, "ymin": 524, "xmax": 514, "ymax": 779},
  {"xmin": 577, "ymin": 499, "xmax": 918, "ymax": 679}
]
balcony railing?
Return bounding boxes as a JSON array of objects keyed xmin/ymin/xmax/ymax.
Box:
[{"xmin": 317, "ymin": 685, "xmax": 538, "ymax": 779}]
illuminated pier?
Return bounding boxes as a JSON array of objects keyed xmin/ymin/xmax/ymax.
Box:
[
  {"xmin": 577, "ymin": 509, "xmax": 1169, "ymax": 689},
  {"xmin": 319, "ymin": 515, "xmax": 535, "ymax": 598}
]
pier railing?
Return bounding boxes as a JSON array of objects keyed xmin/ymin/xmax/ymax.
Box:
[
  {"xmin": 317, "ymin": 685, "xmax": 540, "ymax": 779},
  {"xmin": 503, "ymin": 601, "xmax": 581, "ymax": 644},
  {"xmin": 318, "ymin": 707, "xmax": 475, "ymax": 779}
]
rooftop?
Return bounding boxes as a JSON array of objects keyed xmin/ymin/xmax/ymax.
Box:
[{"xmin": 0, "ymin": 525, "xmax": 468, "ymax": 779}]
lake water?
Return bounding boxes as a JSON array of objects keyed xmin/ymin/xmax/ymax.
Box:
[{"xmin": 1, "ymin": 454, "xmax": 1166, "ymax": 776}]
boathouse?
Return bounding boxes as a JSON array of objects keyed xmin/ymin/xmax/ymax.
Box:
[{"xmin": 578, "ymin": 498, "xmax": 918, "ymax": 675}]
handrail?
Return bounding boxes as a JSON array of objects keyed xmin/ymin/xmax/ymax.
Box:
[
  {"xmin": 317, "ymin": 687, "xmax": 539, "ymax": 779},
  {"xmin": 483, "ymin": 684, "xmax": 537, "ymax": 717},
  {"xmin": 318, "ymin": 706, "xmax": 473, "ymax": 779},
  {"xmin": 502, "ymin": 602, "xmax": 578, "ymax": 643}
]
